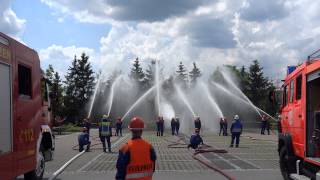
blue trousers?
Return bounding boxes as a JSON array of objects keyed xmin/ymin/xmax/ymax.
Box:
[{"xmin": 231, "ymin": 133, "xmax": 240, "ymax": 146}]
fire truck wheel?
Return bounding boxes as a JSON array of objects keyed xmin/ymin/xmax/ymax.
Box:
[
  {"xmin": 280, "ymin": 146, "xmax": 296, "ymax": 180},
  {"xmin": 24, "ymin": 152, "xmax": 45, "ymax": 180}
]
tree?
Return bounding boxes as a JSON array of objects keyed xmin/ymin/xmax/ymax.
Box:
[
  {"xmin": 64, "ymin": 53, "xmax": 95, "ymax": 123},
  {"xmin": 144, "ymin": 60, "xmax": 156, "ymax": 88},
  {"xmin": 175, "ymin": 61, "xmax": 188, "ymax": 87},
  {"xmin": 247, "ymin": 60, "xmax": 270, "ymax": 108},
  {"xmin": 51, "ymin": 72, "xmax": 64, "ymax": 124},
  {"xmin": 45, "ymin": 64, "xmax": 55, "ymax": 84},
  {"xmin": 210, "ymin": 67, "xmax": 225, "ymax": 84},
  {"xmin": 130, "ymin": 58, "xmax": 145, "ymax": 89},
  {"xmin": 189, "ymin": 62, "xmax": 201, "ymax": 86}
]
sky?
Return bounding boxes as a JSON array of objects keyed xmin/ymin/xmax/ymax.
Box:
[{"xmin": 1, "ymin": 0, "xmax": 320, "ymax": 80}]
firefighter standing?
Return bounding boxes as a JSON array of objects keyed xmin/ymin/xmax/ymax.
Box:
[
  {"xmin": 261, "ymin": 115, "xmax": 267, "ymax": 135},
  {"xmin": 99, "ymin": 115, "xmax": 113, "ymax": 153},
  {"xmin": 159, "ymin": 116, "xmax": 164, "ymax": 136},
  {"xmin": 223, "ymin": 117, "xmax": 228, "ymax": 136},
  {"xmin": 156, "ymin": 117, "xmax": 161, "ymax": 136},
  {"xmin": 78, "ymin": 127, "xmax": 91, "ymax": 152},
  {"xmin": 219, "ymin": 118, "xmax": 224, "ymax": 136},
  {"xmin": 230, "ymin": 115, "xmax": 243, "ymax": 148},
  {"xmin": 116, "ymin": 117, "xmax": 123, "ymax": 136},
  {"xmin": 116, "ymin": 117, "xmax": 157, "ymax": 180},
  {"xmin": 194, "ymin": 116, "xmax": 201, "ymax": 132},
  {"xmin": 175, "ymin": 117, "xmax": 180, "ymax": 135},
  {"xmin": 171, "ymin": 117, "xmax": 176, "ymax": 135},
  {"xmin": 188, "ymin": 128, "xmax": 203, "ymax": 149}
]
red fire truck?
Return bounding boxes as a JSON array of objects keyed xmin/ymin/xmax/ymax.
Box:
[
  {"xmin": 278, "ymin": 51, "xmax": 320, "ymax": 179},
  {"xmin": 0, "ymin": 32, "xmax": 55, "ymax": 180}
]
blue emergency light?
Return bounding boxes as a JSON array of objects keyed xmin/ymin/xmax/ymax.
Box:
[{"xmin": 287, "ymin": 66, "xmax": 296, "ymax": 75}]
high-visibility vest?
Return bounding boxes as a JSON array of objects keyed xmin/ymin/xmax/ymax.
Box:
[
  {"xmin": 125, "ymin": 139, "xmax": 154, "ymax": 180},
  {"xmin": 101, "ymin": 121, "xmax": 111, "ymax": 136}
]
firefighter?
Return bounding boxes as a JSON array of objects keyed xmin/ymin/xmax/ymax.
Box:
[
  {"xmin": 194, "ymin": 116, "xmax": 202, "ymax": 132},
  {"xmin": 83, "ymin": 118, "xmax": 91, "ymax": 135},
  {"xmin": 219, "ymin": 118, "xmax": 224, "ymax": 136},
  {"xmin": 116, "ymin": 117, "xmax": 123, "ymax": 136},
  {"xmin": 78, "ymin": 127, "xmax": 91, "ymax": 152},
  {"xmin": 171, "ymin": 117, "xmax": 176, "ymax": 135},
  {"xmin": 223, "ymin": 117, "xmax": 228, "ymax": 136},
  {"xmin": 159, "ymin": 116, "xmax": 164, "ymax": 136},
  {"xmin": 230, "ymin": 115, "xmax": 243, "ymax": 148},
  {"xmin": 188, "ymin": 128, "xmax": 203, "ymax": 149},
  {"xmin": 156, "ymin": 116, "xmax": 161, "ymax": 136},
  {"xmin": 99, "ymin": 115, "xmax": 113, "ymax": 153},
  {"xmin": 116, "ymin": 117, "xmax": 157, "ymax": 180},
  {"xmin": 175, "ymin": 117, "xmax": 180, "ymax": 135},
  {"xmin": 261, "ymin": 115, "xmax": 267, "ymax": 135}
]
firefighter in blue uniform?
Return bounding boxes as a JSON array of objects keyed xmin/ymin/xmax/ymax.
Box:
[
  {"xmin": 188, "ymin": 128, "xmax": 203, "ymax": 149},
  {"xmin": 99, "ymin": 115, "xmax": 113, "ymax": 153},
  {"xmin": 230, "ymin": 115, "xmax": 243, "ymax": 148},
  {"xmin": 78, "ymin": 127, "xmax": 91, "ymax": 152}
]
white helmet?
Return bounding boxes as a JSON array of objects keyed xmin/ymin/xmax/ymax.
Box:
[{"xmin": 234, "ymin": 115, "xmax": 239, "ymax": 120}]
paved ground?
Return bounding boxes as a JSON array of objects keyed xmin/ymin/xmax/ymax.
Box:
[{"xmin": 40, "ymin": 129, "xmax": 282, "ymax": 180}]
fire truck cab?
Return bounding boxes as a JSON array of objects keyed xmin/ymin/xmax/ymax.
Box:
[
  {"xmin": 278, "ymin": 54, "xmax": 320, "ymax": 179},
  {"xmin": 0, "ymin": 32, "xmax": 54, "ymax": 180}
]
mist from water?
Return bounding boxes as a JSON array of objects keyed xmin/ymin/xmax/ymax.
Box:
[{"xmin": 107, "ymin": 75, "xmax": 122, "ymax": 116}]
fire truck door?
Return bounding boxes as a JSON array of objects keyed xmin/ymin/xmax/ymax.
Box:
[{"xmin": 0, "ymin": 62, "xmax": 12, "ymax": 154}]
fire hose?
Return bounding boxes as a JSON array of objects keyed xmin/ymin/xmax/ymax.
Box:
[
  {"xmin": 165, "ymin": 136, "xmax": 235, "ymax": 180},
  {"xmin": 72, "ymin": 135, "xmax": 121, "ymax": 151}
]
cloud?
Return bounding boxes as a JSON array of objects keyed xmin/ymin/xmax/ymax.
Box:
[
  {"xmin": 0, "ymin": 0, "xmax": 25, "ymax": 37},
  {"xmin": 182, "ymin": 16, "xmax": 236, "ymax": 48},
  {"xmin": 240, "ymin": 0, "xmax": 290, "ymax": 22},
  {"xmin": 39, "ymin": 45, "xmax": 98, "ymax": 76},
  {"xmin": 41, "ymin": 0, "xmax": 208, "ymax": 23}
]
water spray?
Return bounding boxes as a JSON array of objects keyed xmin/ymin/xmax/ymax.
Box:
[
  {"xmin": 155, "ymin": 60, "xmax": 161, "ymax": 116},
  {"xmin": 106, "ymin": 75, "xmax": 122, "ymax": 116},
  {"xmin": 87, "ymin": 73, "xmax": 102, "ymax": 119},
  {"xmin": 200, "ymin": 82, "xmax": 224, "ymax": 118},
  {"xmin": 174, "ymin": 84, "xmax": 196, "ymax": 117},
  {"xmin": 220, "ymin": 70, "xmax": 262, "ymax": 117},
  {"xmin": 212, "ymin": 82, "xmax": 277, "ymax": 121}
]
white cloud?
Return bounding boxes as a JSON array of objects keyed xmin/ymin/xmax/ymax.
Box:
[
  {"xmin": 39, "ymin": 45, "xmax": 99, "ymax": 77},
  {"xmin": 0, "ymin": 0, "xmax": 26, "ymax": 38},
  {"xmin": 39, "ymin": 0, "xmax": 320, "ymax": 79}
]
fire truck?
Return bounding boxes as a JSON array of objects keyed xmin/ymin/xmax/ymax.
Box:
[
  {"xmin": 278, "ymin": 51, "xmax": 320, "ymax": 180},
  {"xmin": 0, "ymin": 32, "xmax": 55, "ymax": 180}
]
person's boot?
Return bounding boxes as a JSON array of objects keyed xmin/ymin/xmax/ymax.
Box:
[
  {"xmin": 235, "ymin": 144, "xmax": 239, "ymax": 148},
  {"xmin": 229, "ymin": 144, "xmax": 233, "ymax": 148},
  {"xmin": 103, "ymin": 148, "xmax": 107, "ymax": 153}
]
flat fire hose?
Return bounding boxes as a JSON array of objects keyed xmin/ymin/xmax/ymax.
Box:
[{"xmin": 165, "ymin": 136, "xmax": 235, "ymax": 180}]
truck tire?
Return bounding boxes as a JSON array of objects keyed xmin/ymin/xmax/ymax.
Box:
[
  {"xmin": 24, "ymin": 152, "xmax": 45, "ymax": 180},
  {"xmin": 279, "ymin": 146, "xmax": 296, "ymax": 180}
]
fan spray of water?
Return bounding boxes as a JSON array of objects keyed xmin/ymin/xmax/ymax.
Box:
[
  {"xmin": 155, "ymin": 60, "xmax": 161, "ymax": 116},
  {"xmin": 220, "ymin": 70, "xmax": 262, "ymax": 117},
  {"xmin": 200, "ymin": 82, "xmax": 224, "ymax": 118},
  {"xmin": 106, "ymin": 75, "xmax": 122, "ymax": 116},
  {"xmin": 122, "ymin": 85, "xmax": 157, "ymax": 121},
  {"xmin": 87, "ymin": 74, "xmax": 102, "ymax": 119},
  {"xmin": 174, "ymin": 84, "xmax": 196, "ymax": 117},
  {"xmin": 212, "ymin": 82, "xmax": 277, "ymax": 121}
]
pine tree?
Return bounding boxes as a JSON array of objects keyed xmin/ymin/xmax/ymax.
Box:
[
  {"xmin": 51, "ymin": 71, "xmax": 64, "ymax": 124},
  {"xmin": 144, "ymin": 60, "xmax": 156, "ymax": 88},
  {"xmin": 210, "ymin": 67, "xmax": 225, "ymax": 84},
  {"xmin": 248, "ymin": 60, "xmax": 270, "ymax": 108},
  {"xmin": 189, "ymin": 62, "xmax": 201, "ymax": 86},
  {"xmin": 130, "ymin": 58, "xmax": 145, "ymax": 88},
  {"xmin": 45, "ymin": 64, "xmax": 55, "ymax": 83},
  {"xmin": 176, "ymin": 61, "xmax": 188, "ymax": 87},
  {"xmin": 64, "ymin": 53, "xmax": 95, "ymax": 123}
]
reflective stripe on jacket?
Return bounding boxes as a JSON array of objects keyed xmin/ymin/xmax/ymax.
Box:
[{"xmin": 101, "ymin": 121, "xmax": 111, "ymax": 136}]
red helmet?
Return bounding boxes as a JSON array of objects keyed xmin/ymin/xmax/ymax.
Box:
[{"xmin": 128, "ymin": 117, "xmax": 145, "ymax": 130}]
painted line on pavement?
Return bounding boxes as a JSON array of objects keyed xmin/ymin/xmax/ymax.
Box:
[{"xmin": 77, "ymin": 134, "xmax": 129, "ymax": 172}]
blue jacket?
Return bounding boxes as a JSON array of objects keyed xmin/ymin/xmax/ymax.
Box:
[
  {"xmin": 78, "ymin": 132, "xmax": 90, "ymax": 146},
  {"xmin": 115, "ymin": 137, "xmax": 157, "ymax": 180},
  {"xmin": 189, "ymin": 134, "xmax": 203, "ymax": 149},
  {"xmin": 230, "ymin": 119, "xmax": 243, "ymax": 134}
]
